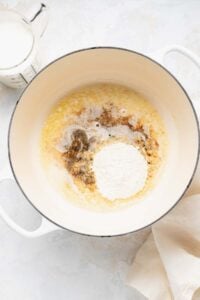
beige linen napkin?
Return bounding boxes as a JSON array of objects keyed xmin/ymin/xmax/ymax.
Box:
[
  {"xmin": 127, "ymin": 174, "xmax": 200, "ymax": 300},
  {"xmin": 127, "ymin": 94, "xmax": 200, "ymax": 299}
]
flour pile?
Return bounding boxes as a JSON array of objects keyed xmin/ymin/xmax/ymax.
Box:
[{"xmin": 92, "ymin": 143, "xmax": 148, "ymax": 200}]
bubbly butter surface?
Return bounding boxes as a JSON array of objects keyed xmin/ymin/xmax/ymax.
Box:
[{"xmin": 40, "ymin": 83, "xmax": 168, "ymax": 211}]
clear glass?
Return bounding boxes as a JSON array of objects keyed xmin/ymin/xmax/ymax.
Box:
[{"xmin": 0, "ymin": 2, "xmax": 48, "ymax": 89}]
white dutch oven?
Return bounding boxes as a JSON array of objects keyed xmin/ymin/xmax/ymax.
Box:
[{"xmin": 1, "ymin": 45, "xmax": 200, "ymax": 237}]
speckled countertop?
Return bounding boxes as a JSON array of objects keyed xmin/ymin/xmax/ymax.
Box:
[{"xmin": 0, "ymin": 1, "xmax": 200, "ymax": 299}]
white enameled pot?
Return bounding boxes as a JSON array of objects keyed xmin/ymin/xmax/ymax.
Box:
[{"xmin": 2, "ymin": 46, "xmax": 200, "ymax": 237}]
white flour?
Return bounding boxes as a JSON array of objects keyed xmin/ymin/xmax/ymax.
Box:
[{"xmin": 93, "ymin": 143, "xmax": 148, "ymax": 201}]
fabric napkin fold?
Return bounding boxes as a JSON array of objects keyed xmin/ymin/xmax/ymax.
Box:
[
  {"xmin": 127, "ymin": 90, "xmax": 200, "ymax": 300},
  {"xmin": 127, "ymin": 190, "xmax": 200, "ymax": 300}
]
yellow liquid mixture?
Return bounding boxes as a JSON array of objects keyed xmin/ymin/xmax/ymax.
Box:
[{"xmin": 40, "ymin": 83, "xmax": 167, "ymax": 211}]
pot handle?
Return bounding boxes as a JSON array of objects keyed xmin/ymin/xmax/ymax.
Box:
[
  {"xmin": 151, "ymin": 44, "xmax": 200, "ymax": 69},
  {"xmin": 151, "ymin": 45, "xmax": 200, "ymax": 193},
  {"xmin": 0, "ymin": 178, "xmax": 59, "ymax": 238}
]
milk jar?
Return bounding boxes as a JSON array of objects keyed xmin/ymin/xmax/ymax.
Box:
[{"xmin": 0, "ymin": 2, "xmax": 48, "ymax": 88}]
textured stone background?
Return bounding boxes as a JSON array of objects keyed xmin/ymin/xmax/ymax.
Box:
[{"xmin": 0, "ymin": 1, "xmax": 200, "ymax": 299}]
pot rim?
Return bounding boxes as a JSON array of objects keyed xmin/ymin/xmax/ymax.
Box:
[{"xmin": 8, "ymin": 46, "xmax": 200, "ymax": 237}]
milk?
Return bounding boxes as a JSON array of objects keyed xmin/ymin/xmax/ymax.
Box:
[
  {"xmin": 0, "ymin": 21, "xmax": 33, "ymax": 69},
  {"xmin": 0, "ymin": 3, "xmax": 48, "ymax": 88}
]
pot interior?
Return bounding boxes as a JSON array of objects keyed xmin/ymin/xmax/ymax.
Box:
[{"xmin": 9, "ymin": 48, "xmax": 199, "ymax": 236}]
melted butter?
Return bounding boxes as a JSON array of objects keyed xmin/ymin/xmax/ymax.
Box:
[{"xmin": 40, "ymin": 83, "xmax": 168, "ymax": 212}]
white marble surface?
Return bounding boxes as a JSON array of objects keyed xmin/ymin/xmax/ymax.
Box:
[{"xmin": 0, "ymin": 0, "xmax": 200, "ymax": 299}]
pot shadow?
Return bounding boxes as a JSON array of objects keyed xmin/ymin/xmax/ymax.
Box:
[{"xmin": 0, "ymin": 178, "xmax": 148, "ymax": 299}]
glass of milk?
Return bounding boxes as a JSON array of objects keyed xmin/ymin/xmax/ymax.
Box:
[{"xmin": 0, "ymin": 2, "xmax": 48, "ymax": 89}]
